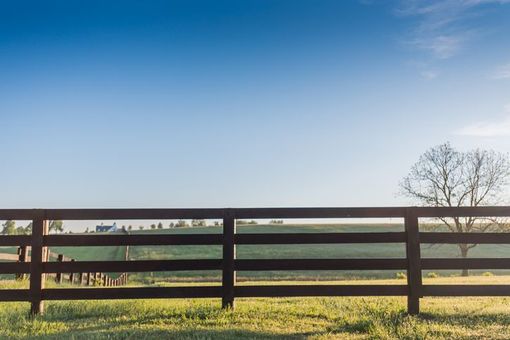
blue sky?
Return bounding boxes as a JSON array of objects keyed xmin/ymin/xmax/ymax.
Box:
[{"xmin": 1, "ymin": 0, "xmax": 510, "ymax": 212}]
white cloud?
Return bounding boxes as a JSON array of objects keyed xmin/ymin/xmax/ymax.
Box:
[
  {"xmin": 456, "ymin": 104, "xmax": 510, "ymax": 137},
  {"xmin": 420, "ymin": 69, "xmax": 439, "ymax": 79},
  {"xmin": 491, "ymin": 63, "xmax": 510, "ymax": 79},
  {"xmin": 397, "ymin": 0, "xmax": 510, "ymax": 59},
  {"xmin": 412, "ymin": 35, "xmax": 466, "ymax": 59}
]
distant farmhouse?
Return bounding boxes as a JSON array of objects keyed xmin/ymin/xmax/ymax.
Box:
[{"xmin": 96, "ymin": 222, "xmax": 118, "ymax": 233}]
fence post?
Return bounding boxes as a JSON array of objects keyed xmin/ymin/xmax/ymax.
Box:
[
  {"xmin": 16, "ymin": 246, "xmax": 29, "ymax": 280},
  {"xmin": 56, "ymin": 254, "xmax": 64, "ymax": 284},
  {"xmin": 69, "ymin": 259, "xmax": 75, "ymax": 284},
  {"xmin": 16, "ymin": 247, "xmax": 22, "ymax": 280},
  {"xmin": 86, "ymin": 272, "xmax": 92, "ymax": 286},
  {"xmin": 29, "ymin": 213, "xmax": 48, "ymax": 316},
  {"xmin": 222, "ymin": 209, "xmax": 236, "ymax": 309},
  {"xmin": 405, "ymin": 208, "xmax": 422, "ymax": 315}
]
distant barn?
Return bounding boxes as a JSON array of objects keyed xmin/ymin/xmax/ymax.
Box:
[{"xmin": 96, "ymin": 222, "xmax": 118, "ymax": 233}]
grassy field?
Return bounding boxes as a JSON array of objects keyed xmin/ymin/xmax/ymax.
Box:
[
  {"xmin": 4, "ymin": 223, "xmax": 510, "ymax": 281},
  {"xmin": 2, "ymin": 276, "xmax": 510, "ymax": 339}
]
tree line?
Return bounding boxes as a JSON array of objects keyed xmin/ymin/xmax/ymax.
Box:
[
  {"xmin": 1, "ymin": 220, "xmax": 64, "ymax": 235},
  {"xmin": 96, "ymin": 219, "xmax": 262, "ymax": 232}
]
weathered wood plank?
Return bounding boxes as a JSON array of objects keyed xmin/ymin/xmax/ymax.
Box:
[
  {"xmin": 42, "ymin": 286, "xmax": 222, "ymax": 300},
  {"xmin": 0, "ymin": 262, "xmax": 31, "ymax": 274},
  {"xmin": 422, "ymin": 258, "xmax": 510, "ymax": 269},
  {"xmin": 412, "ymin": 206, "xmax": 510, "ymax": 218},
  {"xmin": 44, "ymin": 208, "xmax": 225, "ymax": 220},
  {"xmin": 29, "ymin": 217, "xmax": 48, "ymax": 315},
  {"xmin": 222, "ymin": 209, "xmax": 236, "ymax": 309},
  {"xmin": 422, "ymin": 285, "xmax": 510, "ymax": 296},
  {"xmin": 234, "ymin": 207, "xmax": 407, "ymax": 219},
  {"xmin": 235, "ymin": 232, "xmax": 406, "ymax": 244},
  {"xmin": 44, "ymin": 234, "xmax": 223, "ymax": 246},
  {"xmin": 0, "ymin": 289, "xmax": 31, "ymax": 301},
  {"xmin": 235, "ymin": 285, "xmax": 408, "ymax": 297},
  {"xmin": 0, "ymin": 235, "xmax": 32, "ymax": 246},
  {"xmin": 43, "ymin": 259, "xmax": 223, "ymax": 273},
  {"xmin": 235, "ymin": 259, "xmax": 407, "ymax": 271},
  {"xmin": 405, "ymin": 210, "xmax": 422, "ymax": 315},
  {"xmin": 420, "ymin": 232, "xmax": 510, "ymax": 244}
]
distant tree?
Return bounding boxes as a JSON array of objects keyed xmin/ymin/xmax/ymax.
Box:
[
  {"xmin": 15, "ymin": 226, "xmax": 27, "ymax": 235},
  {"xmin": 214, "ymin": 221, "xmax": 220, "ymax": 227},
  {"xmin": 400, "ymin": 143, "xmax": 510, "ymax": 276},
  {"xmin": 157, "ymin": 222, "xmax": 163, "ymax": 229},
  {"xmin": 128, "ymin": 225, "xmax": 133, "ymax": 231},
  {"xmin": 269, "ymin": 220, "xmax": 284, "ymax": 224},
  {"xmin": 49, "ymin": 220, "xmax": 64, "ymax": 234},
  {"xmin": 1, "ymin": 220, "xmax": 16, "ymax": 235},
  {"xmin": 175, "ymin": 220, "xmax": 188, "ymax": 228},
  {"xmin": 191, "ymin": 219, "xmax": 206, "ymax": 227},
  {"xmin": 85, "ymin": 227, "xmax": 89, "ymax": 233},
  {"xmin": 139, "ymin": 226, "xmax": 144, "ymax": 230},
  {"xmin": 25, "ymin": 222, "xmax": 33, "ymax": 234},
  {"xmin": 150, "ymin": 224, "xmax": 156, "ymax": 230},
  {"xmin": 169, "ymin": 222, "xmax": 175, "ymax": 228},
  {"xmin": 237, "ymin": 220, "xmax": 258, "ymax": 225}
]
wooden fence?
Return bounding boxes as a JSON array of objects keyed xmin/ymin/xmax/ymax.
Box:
[
  {"xmin": 0, "ymin": 207, "xmax": 510, "ymax": 316},
  {"xmin": 1, "ymin": 247, "xmax": 126, "ymax": 287}
]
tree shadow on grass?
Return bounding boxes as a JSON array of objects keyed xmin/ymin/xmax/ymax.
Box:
[
  {"xmin": 28, "ymin": 308, "xmax": 303, "ymax": 339},
  {"xmin": 34, "ymin": 327, "xmax": 302, "ymax": 340},
  {"xmin": 418, "ymin": 311, "xmax": 510, "ymax": 326}
]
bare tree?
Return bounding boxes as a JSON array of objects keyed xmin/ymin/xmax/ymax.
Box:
[{"xmin": 400, "ymin": 143, "xmax": 510, "ymax": 276}]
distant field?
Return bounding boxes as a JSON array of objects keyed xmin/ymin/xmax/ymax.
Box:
[
  {"xmin": 4, "ymin": 224, "xmax": 510, "ymax": 281},
  {"xmin": 2, "ymin": 276, "xmax": 510, "ymax": 339}
]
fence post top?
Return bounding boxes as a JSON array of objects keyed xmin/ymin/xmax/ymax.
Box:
[{"xmin": 224, "ymin": 209, "xmax": 235, "ymax": 218}]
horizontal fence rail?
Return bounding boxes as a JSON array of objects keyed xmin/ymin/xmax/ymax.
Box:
[
  {"xmin": 44, "ymin": 234, "xmax": 223, "ymax": 246},
  {"xmin": 1, "ymin": 206, "xmax": 510, "ymax": 316}
]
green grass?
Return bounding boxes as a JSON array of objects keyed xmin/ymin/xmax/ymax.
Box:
[{"xmin": 2, "ymin": 276, "xmax": 510, "ymax": 339}]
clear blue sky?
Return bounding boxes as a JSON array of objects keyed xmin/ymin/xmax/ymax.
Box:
[{"xmin": 1, "ymin": 0, "xmax": 510, "ymax": 210}]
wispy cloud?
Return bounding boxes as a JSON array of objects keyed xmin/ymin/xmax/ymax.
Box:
[
  {"xmin": 397, "ymin": 0, "xmax": 510, "ymax": 59},
  {"xmin": 456, "ymin": 104, "xmax": 510, "ymax": 137},
  {"xmin": 411, "ymin": 35, "xmax": 467, "ymax": 59},
  {"xmin": 420, "ymin": 69, "xmax": 439, "ymax": 79},
  {"xmin": 491, "ymin": 63, "xmax": 510, "ymax": 79}
]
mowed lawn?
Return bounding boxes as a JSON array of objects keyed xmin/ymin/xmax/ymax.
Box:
[{"xmin": 2, "ymin": 276, "xmax": 510, "ymax": 339}]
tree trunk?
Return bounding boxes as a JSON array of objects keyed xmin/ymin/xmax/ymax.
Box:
[{"xmin": 459, "ymin": 244, "xmax": 469, "ymax": 277}]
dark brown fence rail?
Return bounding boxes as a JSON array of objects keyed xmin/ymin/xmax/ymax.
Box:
[{"xmin": 1, "ymin": 206, "xmax": 510, "ymax": 316}]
